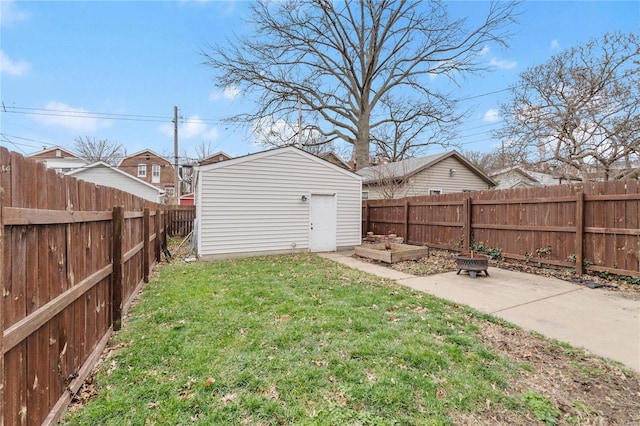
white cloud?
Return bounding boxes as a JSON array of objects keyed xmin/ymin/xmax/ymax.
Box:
[
  {"xmin": 483, "ymin": 108, "xmax": 500, "ymax": 123},
  {"xmin": 490, "ymin": 57, "xmax": 517, "ymax": 70},
  {"xmin": 551, "ymin": 39, "xmax": 559, "ymax": 50},
  {"xmin": 0, "ymin": 0, "xmax": 29, "ymax": 27},
  {"xmin": 223, "ymin": 86, "xmax": 240, "ymax": 100},
  {"xmin": 209, "ymin": 85, "xmax": 240, "ymax": 101},
  {"xmin": 159, "ymin": 114, "xmax": 219, "ymax": 141},
  {"xmin": 479, "ymin": 45, "xmax": 490, "ymax": 56},
  {"xmin": 0, "ymin": 50, "xmax": 30, "ymax": 76},
  {"xmin": 33, "ymin": 101, "xmax": 113, "ymax": 132}
]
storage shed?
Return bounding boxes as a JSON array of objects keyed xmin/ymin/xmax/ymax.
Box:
[{"xmin": 195, "ymin": 146, "xmax": 362, "ymax": 259}]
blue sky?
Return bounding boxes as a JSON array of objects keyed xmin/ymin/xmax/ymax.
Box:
[{"xmin": 1, "ymin": 0, "xmax": 638, "ymax": 162}]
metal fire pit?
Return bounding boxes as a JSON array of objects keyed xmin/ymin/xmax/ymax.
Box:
[{"xmin": 455, "ymin": 253, "xmax": 490, "ymax": 279}]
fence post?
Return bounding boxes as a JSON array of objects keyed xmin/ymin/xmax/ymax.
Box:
[
  {"xmin": 404, "ymin": 200, "xmax": 409, "ymax": 243},
  {"xmin": 112, "ymin": 206, "xmax": 124, "ymax": 331},
  {"xmin": 0, "ymin": 188, "xmax": 5, "ymax": 425},
  {"xmin": 154, "ymin": 209, "xmax": 161, "ymax": 263},
  {"xmin": 575, "ymin": 191, "xmax": 585, "ymax": 276},
  {"xmin": 143, "ymin": 208, "xmax": 150, "ymax": 283},
  {"xmin": 463, "ymin": 196, "xmax": 472, "ymax": 251},
  {"xmin": 364, "ymin": 201, "xmax": 369, "ymax": 235},
  {"xmin": 162, "ymin": 210, "xmax": 168, "ymax": 247}
]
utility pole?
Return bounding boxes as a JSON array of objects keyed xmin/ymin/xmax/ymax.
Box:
[{"xmin": 173, "ymin": 106, "xmax": 180, "ymax": 202}]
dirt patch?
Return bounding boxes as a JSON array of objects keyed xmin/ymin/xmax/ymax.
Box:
[
  {"xmin": 460, "ymin": 321, "xmax": 640, "ymax": 425},
  {"xmin": 357, "ymin": 248, "xmax": 640, "ymax": 424}
]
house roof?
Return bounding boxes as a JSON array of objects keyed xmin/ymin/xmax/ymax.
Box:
[
  {"xmin": 66, "ymin": 161, "xmax": 166, "ymax": 193},
  {"xmin": 117, "ymin": 149, "xmax": 173, "ymax": 167},
  {"xmin": 490, "ymin": 166, "xmax": 581, "ymax": 186},
  {"xmin": 356, "ymin": 150, "xmax": 496, "ymax": 186},
  {"xmin": 490, "ymin": 166, "xmax": 541, "ymax": 184},
  {"xmin": 27, "ymin": 145, "xmax": 80, "ymax": 158},
  {"xmin": 199, "ymin": 151, "xmax": 232, "ymax": 166},
  {"xmin": 317, "ymin": 151, "xmax": 352, "ymax": 170},
  {"xmin": 197, "ymin": 146, "xmax": 361, "ymax": 181}
]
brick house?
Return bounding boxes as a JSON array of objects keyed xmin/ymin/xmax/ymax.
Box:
[
  {"xmin": 199, "ymin": 151, "xmax": 232, "ymax": 166},
  {"xmin": 118, "ymin": 149, "xmax": 177, "ymax": 197},
  {"xmin": 26, "ymin": 145, "xmax": 87, "ymax": 173}
]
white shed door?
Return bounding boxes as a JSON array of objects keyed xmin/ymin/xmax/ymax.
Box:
[{"xmin": 309, "ymin": 194, "xmax": 337, "ymax": 252}]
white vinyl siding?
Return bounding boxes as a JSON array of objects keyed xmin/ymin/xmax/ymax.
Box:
[
  {"xmin": 197, "ymin": 148, "xmax": 361, "ymax": 259},
  {"xmin": 68, "ymin": 165, "xmax": 164, "ymax": 203}
]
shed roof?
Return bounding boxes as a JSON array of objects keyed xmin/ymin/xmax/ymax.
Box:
[{"xmin": 197, "ymin": 146, "xmax": 361, "ymax": 181}]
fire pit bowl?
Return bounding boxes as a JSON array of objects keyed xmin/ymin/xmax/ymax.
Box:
[{"xmin": 454, "ymin": 253, "xmax": 490, "ymax": 279}]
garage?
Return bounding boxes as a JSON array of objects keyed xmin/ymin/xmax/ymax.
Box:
[{"xmin": 195, "ymin": 146, "xmax": 362, "ymax": 260}]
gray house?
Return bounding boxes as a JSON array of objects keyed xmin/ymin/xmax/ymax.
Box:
[
  {"xmin": 194, "ymin": 146, "xmax": 362, "ymax": 260},
  {"xmin": 357, "ymin": 151, "xmax": 495, "ymax": 199}
]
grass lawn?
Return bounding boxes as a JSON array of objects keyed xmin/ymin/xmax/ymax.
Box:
[{"xmin": 61, "ymin": 254, "xmax": 634, "ymax": 425}]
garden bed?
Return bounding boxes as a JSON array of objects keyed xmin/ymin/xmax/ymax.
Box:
[{"xmin": 355, "ymin": 242, "xmax": 430, "ymax": 263}]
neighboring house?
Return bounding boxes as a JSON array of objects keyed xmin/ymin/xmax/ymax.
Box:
[
  {"xmin": 199, "ymin": 151, "xmax": 232, "ymax": 166},
  {"xmin": 356, "ymin": 150, "xmax": 495, "ymax": 200},
  {"xmin": 179, "ymin": 152, "xmax": 233, "ymax": 196},
  {"xmin": 66, "ymin": 161, "xmax": 166, "ymax": 204},
  {"xmin": 490, "ymin": 166, "xmax": 581, "ymax": 190},
  {"xmin": 194, "ymin": 146, "xmax": 362, "ymax": 260},
  {"xmin": 118, "ymin": 149, "xmax": 176, "ymax": 197},
  {"xmin": 318, "ymin": 151, "xmax": 353, "ymax": 171},
  {"xmin": 26, "ymin": 146, "xmax": 87, "ymax": 173}
]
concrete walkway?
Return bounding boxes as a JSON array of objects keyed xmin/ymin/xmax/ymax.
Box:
[{"xmin": 319, "ymin": 252, "xmax": 640, "ymax": 372}]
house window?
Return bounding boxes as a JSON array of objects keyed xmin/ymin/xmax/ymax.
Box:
[
  {"xmin": 137, "ymin": 164, "xmax": 147, "ymax": 178},
  {"xmin": 429, "ymin": 189, "xmax": 442, "ymax": 195},
  {"xmin": 152, "ymin": 164, "xmax": 161, "ymax": 183},
  {"xmin": 362, "ymin": 191, "xmax": 369, "ymax": 200}
]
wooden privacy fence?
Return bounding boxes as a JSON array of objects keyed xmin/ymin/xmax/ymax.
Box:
[
  {"xmin": 167, "ymin": 206, "xmax": 196, "ymax": 237},
  {"xmin": 363, "ymin": 180, "xmax": 640, "ymax": 277},
  {"xmin": 0, "ymin": 147, "xmax": 167, "ymax": 426}
]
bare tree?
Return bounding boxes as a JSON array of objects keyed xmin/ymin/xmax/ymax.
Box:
[
  {"xmin": 202, "ymin": 0, "xmax": 518, "ymax": 169},
  {"xmin": 497, "ymin": 32, "xmax": 640, "ymax": 181},
  {"xmin": 371, "ymin": 94, "xmax": 458, "ymax": 162},
  {"xmin": 74, "ymin": 136, "xmax": 126, "ymax": 165},
  {"xmin": 194, "ymin": 141, "xmax": 218, "ymax": 161},
  {"xmin": 359, "ymin": 160, "xmax": 418, "ymax": 199},
  {"xmin": 461, "ymin": 149, "xmax": 507, "ymax": 174}
]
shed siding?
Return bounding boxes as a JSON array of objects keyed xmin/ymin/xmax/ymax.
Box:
[
  {"xmin": 199, "ymin": 150, "xmax": 361, "ymax": 258},
  {"xmin": 366, "ymin": 157, "xmax": 490, "ymax": 199},
  {"xmin": 72, "ymin": 167, "xmax": 162, "ymax": 202}
]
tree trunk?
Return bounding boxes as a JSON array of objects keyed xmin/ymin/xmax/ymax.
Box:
[{"xmin": 354, "ymin": 114, "xmax": 371, "ymax": 170}]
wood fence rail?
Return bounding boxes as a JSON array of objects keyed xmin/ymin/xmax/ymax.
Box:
[
  {"xmin": 363, "ymin": 180, "xmax": 640, "ymax": 278},
  {"xmin": 0, "ymin": 147, "xmax": 167, "ymax": 425},
  {"xmin": 167, "ymin": 206, "xmax": 196, "ymax": 238}
]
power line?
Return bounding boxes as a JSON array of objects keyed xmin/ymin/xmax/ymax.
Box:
[
  {"xmin": 4, "ymin": 105, "xmax": 171, "ymax": 121},
  {"xmin": 1, "ymin": 104, "xmax": 227, "ymax": 125},
  {"xmin": 0, "ymin": 132, "xmax": 57, "ymax": 149},
  {"xmin": 0, "ymin": 134, "xmax": 28, "ymax": 154}
]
